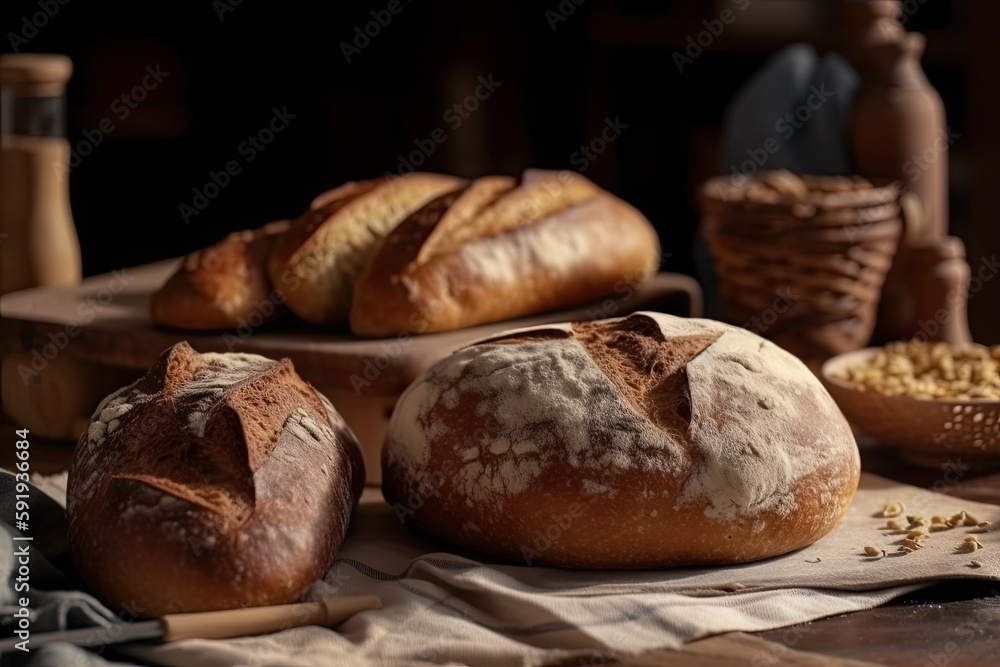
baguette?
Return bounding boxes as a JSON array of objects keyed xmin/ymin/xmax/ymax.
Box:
[
  {"xmin": 349, "ymin": 170, "xmax": 661, "ymax": 337},
  {"xmin": 151, "ymin": 219, "xmax": 291, "ymax": 330},
  {"xmin": 267, "ymin": 173, "xmax": 466, "ymax": 325}
]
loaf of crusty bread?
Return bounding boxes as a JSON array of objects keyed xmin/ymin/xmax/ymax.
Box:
[
  {"xmin": 382, "ymin": 311, "xmax": 860, "ymax": 568},
  {"xmin": 151, "ymin": 219, "xmax": 291, "ymax": 330},
  {"xmin": 67, "ymin": 342, "xmax": 365, "ymax": 617},
  {"xmin": 349, "ymin": 170, "xmax": 661, "ymax": 337},
  {"xmin": 267, "ymin": 173, "xmax": 466, "ymax": 325},
  {"xmin": 151, "ymin": 170, "xmax": 660, "ymax": 335}
]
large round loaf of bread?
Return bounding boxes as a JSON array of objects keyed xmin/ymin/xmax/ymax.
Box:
[
  {"xmin": 67, "ymin": 342, "xmax": 365, "ymax": 616},
  {"xmin": 382, "ymin": 312, "xmax": 860, "ymax": 568}
]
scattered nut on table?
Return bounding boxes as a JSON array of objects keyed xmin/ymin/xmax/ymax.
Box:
[
  {"xmin": 952, "ymin": 511, "xmax": 980, "ymax": 527},
  {"xmin": 864, "ymin": 546, "xmax": 885, "ymax": 557},
  {"xmin": 879, "ymin": 502, "xmax": 905, "ymax": 518},
  {"xmin": 956, "ymin": 536, "xmax": 984, "ymax": 553}
]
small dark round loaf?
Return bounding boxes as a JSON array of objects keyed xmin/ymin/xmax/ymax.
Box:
[
  {"xmin": 382, "ymin": 311, "xmax": 860, "ymax": 568},
  {"xmin": 67, "ymin": 342, "xmax": 364, "ymax": 617}
]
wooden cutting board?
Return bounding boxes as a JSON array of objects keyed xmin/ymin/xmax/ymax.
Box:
[{"xmin": 0, "ymin": 259, "xmax": 702, "ymax": 397}]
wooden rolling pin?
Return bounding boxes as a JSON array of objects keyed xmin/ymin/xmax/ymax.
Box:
[{"xmin": 0, "ymin": 596, "xmax": 382, "ymax": 653}]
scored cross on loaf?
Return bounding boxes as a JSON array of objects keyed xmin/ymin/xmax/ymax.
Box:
[{"xmin": 383, "ymin": 311, "xmax": 860, "ymax": 568}]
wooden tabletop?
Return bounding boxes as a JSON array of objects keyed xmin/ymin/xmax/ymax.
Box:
[{"xmin": 3, "ymin": 429, "xmax": 997, "ymax": 666}]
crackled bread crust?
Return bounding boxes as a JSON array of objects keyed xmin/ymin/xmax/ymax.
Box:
[
  {"xmin": 382, "ymin": 311, "xmax": 860, "ymax": 568},
  {"xmin": 268, "ymin": 173, "xmax": 466, "ymax": 325},
  {"xmin": 349, "ymin": 170, "xmax": 662, "ymax": 337},
  {"xmin": 151, "ymin": 170, "xmax": 659, "ymax": 335},
  {"xmin": 67, "ymin": 342, "xmax": 365, "ymax": 616}
]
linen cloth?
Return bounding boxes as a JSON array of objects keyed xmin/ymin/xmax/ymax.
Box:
[{"xmin": 3, "ymin": 471, "xmax": 997, "ymax": 667}]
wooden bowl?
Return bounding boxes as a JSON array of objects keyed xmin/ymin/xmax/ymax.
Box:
[{"xmin": 821, "ymin": 347, "xmax": 1000, "ymax": 466}]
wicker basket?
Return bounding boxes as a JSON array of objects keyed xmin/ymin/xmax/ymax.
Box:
[{"xmin": 699, "ymin": 171, "xmax": 903, "ymax": 362}]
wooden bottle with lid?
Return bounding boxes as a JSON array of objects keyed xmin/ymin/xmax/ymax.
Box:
[
  {"xmin": 0, "ymin": 54, "xmax": 82, "ymax": 295},
  {"xmin": 841, "ymin": 0, "xmax": 972, "ymax": 344},
  {"xmin": 846, "ymin": 4, "xmax": 947, "ymax": 241}
]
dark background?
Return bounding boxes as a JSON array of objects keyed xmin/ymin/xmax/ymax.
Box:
[{"xmin": 4, "ymin": 0, "xmax": 1000, "ymax": 338}]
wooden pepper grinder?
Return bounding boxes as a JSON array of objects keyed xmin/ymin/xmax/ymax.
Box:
[
  {"xmin": 841, "ymin": 0, "xmax": 972, "ymax": 344},
  {"xmin": 0, "ymin": 54, "xmax": 82, "ymax": 295}
]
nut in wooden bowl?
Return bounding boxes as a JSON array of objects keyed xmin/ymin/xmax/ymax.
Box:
[{"xmin": 821, "ymin": 342, "xmax": 1000, "ymax": 467}]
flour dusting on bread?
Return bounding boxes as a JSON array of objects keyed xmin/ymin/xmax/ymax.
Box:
[
  {"xmin": 387, "ymin": 337, "xmax": 685, "ymax": 505},
  {"xmin": 388, "ymin": 312, "xmax": 857, "ymax": 520},
  {"xmin": 678, "ymin": 323, "xmax": 849, "ymax": 520}
]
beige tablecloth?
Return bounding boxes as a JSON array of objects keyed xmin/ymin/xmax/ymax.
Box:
[{"xmin": 96, "ymin": 472, "xmax": 997, "ymax": 667}]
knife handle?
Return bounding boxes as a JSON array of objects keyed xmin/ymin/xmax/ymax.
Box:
[{"xmin": 160, "ymin": 595, "xmax": 381, "ymax": 642}]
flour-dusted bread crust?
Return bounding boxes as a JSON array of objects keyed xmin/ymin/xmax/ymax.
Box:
[
  {"xmin": 67, "ymin": 342, "xmax": 365, "ymax": 616},
  {"xmin": 268, "ymin": 173, "xmax": 466, "ymax": 325},
  {"xmin": 382, "ymin": 312, "xmax": 860, "ymax": 568},
  {"xmin": 349, "ymin": 170, "xmax": 662, "ymax": 337},
  {"xmin": 151, "ymin": 220, "xmax": 291, "ymax": 330}
]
